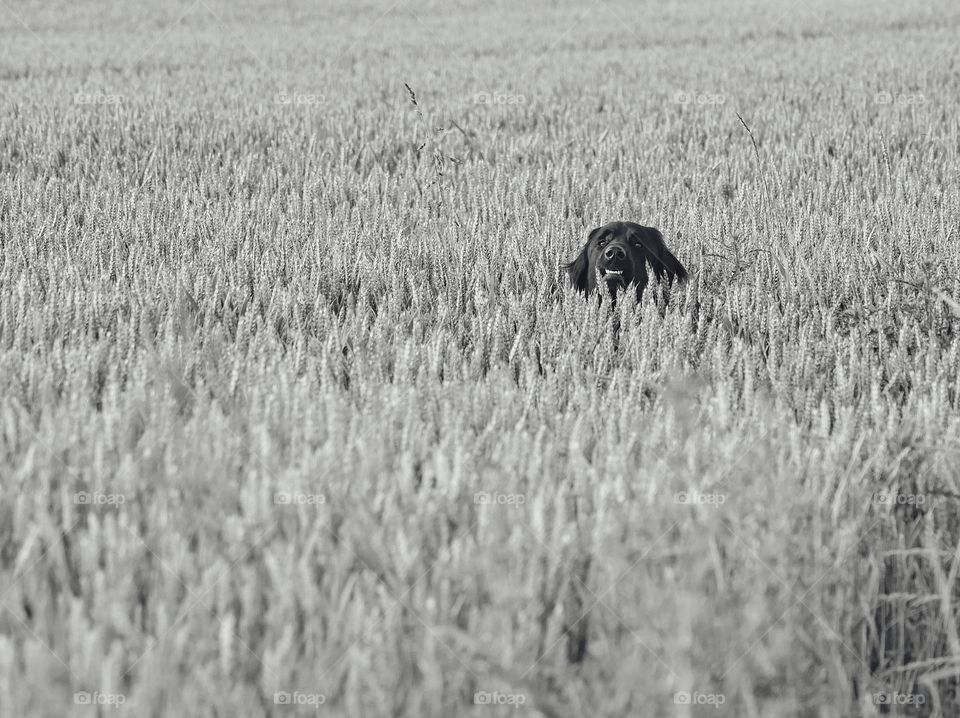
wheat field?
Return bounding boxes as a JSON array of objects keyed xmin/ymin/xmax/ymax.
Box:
[{"xmin": 2, "ymin": 0, "xmax": 960, "ymax": 716}]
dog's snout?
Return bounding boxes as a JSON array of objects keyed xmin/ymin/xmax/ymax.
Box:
[{"xmin": 604, "ymin": 245, "xmax": 626, "ymax": 260}]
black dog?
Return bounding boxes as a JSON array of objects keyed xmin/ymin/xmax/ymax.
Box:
[{"xmin": 566, "ymin": 221, "xmax": 687, "ymax": 301}]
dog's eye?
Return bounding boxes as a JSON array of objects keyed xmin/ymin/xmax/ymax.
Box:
[{"xmin": 596, "ymin": 238, "xmax": 606, "ymax": 247}]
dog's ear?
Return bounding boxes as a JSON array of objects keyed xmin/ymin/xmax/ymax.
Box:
[
  {"xmin": 565, "ymin": 246, "xmax": 590, "ymax": 293},
  {"xmin": 565, "ymin": 227, "xmax": 602, "ymax": 293},
  {"xmin": 625, "ymin": 223, "xmax": 687, "ymax": 285}
]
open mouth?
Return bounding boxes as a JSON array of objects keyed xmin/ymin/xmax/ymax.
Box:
[{"xmin": 600, "ymin": 268, "xmax": 625, "ymax": 282}]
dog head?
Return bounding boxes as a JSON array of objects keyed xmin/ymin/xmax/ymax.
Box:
[{"xmin": 565, "ymin": 221, "xmax": 687, "ymax": 301}]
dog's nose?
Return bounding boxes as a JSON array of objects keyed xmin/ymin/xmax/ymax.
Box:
[{"xmin": 604, "ymin": 246, "xmax": 626, "ymax": 260}]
